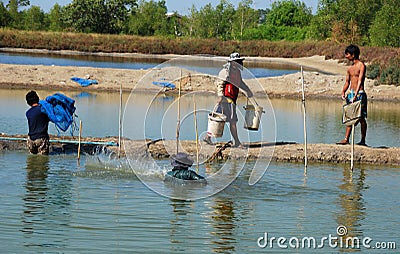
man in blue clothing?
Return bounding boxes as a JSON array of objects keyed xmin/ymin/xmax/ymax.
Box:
[{"xmin": 26, "ymin": 91, "xmax": 50, "ymax": 155}]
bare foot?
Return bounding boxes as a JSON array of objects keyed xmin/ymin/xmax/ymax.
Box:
[{"xmin": 336, "ymin": 139, "xmax": 349, "ymax": 145}]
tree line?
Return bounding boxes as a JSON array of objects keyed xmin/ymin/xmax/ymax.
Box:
[{"xmin": 0, "ymin": 0, "xmax": 398, "ymax": 47}]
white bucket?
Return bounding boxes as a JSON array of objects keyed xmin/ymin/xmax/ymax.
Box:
[
  {"xmin": 244, "ymin": 104, "xmax": 264, "ymax": 130},
  {"xmin": 207, "ymin": 111, "xmax": 226, "ymax": 137}
]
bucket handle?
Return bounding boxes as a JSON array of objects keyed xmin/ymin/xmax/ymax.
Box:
[
  {"xmin": 244, "ymin": 98, "xmax": 265, "ymax": 113},
  {"xmin": 212, "ymin": 103, "xmax": 223, "ymax": 115}
]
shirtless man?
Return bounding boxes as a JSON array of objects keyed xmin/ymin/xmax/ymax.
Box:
[{"xmin": 336, "ymin": 44, "xmax": 368, "ymax": 146}]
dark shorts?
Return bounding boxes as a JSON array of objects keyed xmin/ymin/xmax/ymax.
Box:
[
  {"xmin": 27, "ymin": 137, "xmax": 50, "ymax": 155},
  {"xmin": 346, "ymin": 92, "xmax": 367, "ymax": 118},
  {"xmin": 217, "ymin": 101, "xmax": 238, "ymax": 123}
]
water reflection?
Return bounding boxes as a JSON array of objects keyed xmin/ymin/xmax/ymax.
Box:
[
  {"xmin": 22, "ymin": 155, "xmax": 73, "ymax": 249},
  {"xmin": 336, "ymin": 166, "xmax": 367, "ymax": 251},
  {"xmin": 22, "ymin": 155, "xmax": 50, "ymax": 235},
  {"xmin": 208, "ymin": 197, "xmax": 237, "ymax": 253},
  {"xmin": 168, "ymin": 200, "xmax": 193, "ymax": 249}
]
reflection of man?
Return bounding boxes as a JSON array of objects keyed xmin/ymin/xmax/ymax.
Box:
[
  {"xmin": 25, "ymin": 91, "xmax": 50, "ymax": 155},
  {"xmin": 204, "ymin": 52, "xmax": 257, "ymax": 148},
  {"xmin": 23, "ymin": 155, "xmax": 49, "ymax": 234}
]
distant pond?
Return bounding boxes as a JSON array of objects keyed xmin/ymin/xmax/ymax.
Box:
[{"xmin": 0, "ymin": 51, "xmax": 299, "ymax": 78}]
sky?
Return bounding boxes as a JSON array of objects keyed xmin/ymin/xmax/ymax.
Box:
[{"xmin": 26, "ymin": 0, "xmax": 319, "ymax": 14}]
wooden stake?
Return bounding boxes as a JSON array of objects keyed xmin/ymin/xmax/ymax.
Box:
[
  {"xmin": 301, "ymin": 66, "xmax": 308, "ymax": 173},
  {"xmin": 118, "ymin": 83, "xmax": 122, "ymax": 158},
  {"xmin": 351, "ymin": 124, "xmax": 355, "ymax": 171},
  {"xmin": 77, "ymin": 120, "xmax": 82, "ymax": 162},
  {"xmin": 194, "ymin": 99, "xmax": 199, "ymax": 172},
  {"xmin": 176, "ymin": 69, "xmax": 182, "ymax": 154}
]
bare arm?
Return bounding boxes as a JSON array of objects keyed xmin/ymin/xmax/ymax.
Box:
[{"xmin": 341, "ymin": 70, "xmax": 350, "ymax": 100}]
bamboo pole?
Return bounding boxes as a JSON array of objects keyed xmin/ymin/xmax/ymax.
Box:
[
  {"xmin": 176, "ymin": 69, "xmax": 182, "ymax": 154},
  {"xmin": 351, "ymin": 124, "xmax": 355, "ymax": 171},
  {"xmin": 77, "ymin": 120, "xmax": 82, "ymax": 162},
  {"xmin": 301, "ymin": 66, "xmax": 308, "ymax": 173},
  {"xmin": 118, "ymin": 83, "xmax": 122, "ymax": 158},
  {"xmin": 194, "ymin": 99, "xmax": 200, "ymax": 173}
]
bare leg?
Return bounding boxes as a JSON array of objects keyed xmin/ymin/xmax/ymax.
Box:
[
  {"xmin": 229, "ymin": 121, "xmax": 241, "ymax": 146},
  {"xmin": 336, "ymin": 126, "xmax": 352, "ymax": 144},
  {"xmin": 359, "ymin": 118, "xmax": 367, "ymax": 144}
]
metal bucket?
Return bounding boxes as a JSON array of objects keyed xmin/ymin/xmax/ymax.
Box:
[
  {"xmin": 207, "ymin": 106, "xmax": 226, "ymax": 137},
  {"xmin": 244, "ymin": 104, "xmax": 264, "ymax": 130}
]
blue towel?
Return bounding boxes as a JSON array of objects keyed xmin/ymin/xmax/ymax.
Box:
[{"xmin": 71, "ymin": 77, "xmax": 98, "ymax": 87}]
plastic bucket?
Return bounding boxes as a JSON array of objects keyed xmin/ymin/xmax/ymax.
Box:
[
  {"xmin": 207, "ymin": 111, "xmax": 226, "ymax": 137},
  {"xmin": 244, "ymin": 104, "xmax": 264, "ymax": 130}
]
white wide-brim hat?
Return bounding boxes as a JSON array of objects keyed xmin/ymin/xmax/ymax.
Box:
[{"xmin": 228, "ymin": 52, "xmax": 245, "ymax": 61}]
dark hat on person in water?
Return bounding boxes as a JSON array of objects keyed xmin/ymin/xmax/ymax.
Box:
[
  {"xmin": 171, "ymin": 152, "xmax": 194, "ymax": 167},
  {"xmin": 228, "ymin": 52, "xmax": 245, "ymax": 62}
]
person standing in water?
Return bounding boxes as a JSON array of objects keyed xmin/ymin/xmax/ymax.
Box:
[
  {"xmin": 26, "ymin": 91, "xmax": 50, "ymax": 155},
  {"xmin": 336, "ymin": 44, "xmax": 368, "ymax": 146}
]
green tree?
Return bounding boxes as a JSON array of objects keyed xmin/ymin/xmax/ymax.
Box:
[
  {"xmin": 266, "ymin": 0, "xmax": 312, "ymax": 27},
  {"xmin": 7, "ymin": 0, "xmax": 30, "ymax": 28},
  {"xmin": 48, "ymin": 4, "xmax": 64, "ymax": 32},
  {"xmin": 127, "ymin": 0, "xmax": 168, "ymax": 36},
  {"xmin": 252, "ymin": 0, "xmax": 311, "ymax": 41},
  {"xmin": 63, "ymin": 0, "xmax": 136, "ymax": 34},
  {"xmin": 369, "ymin": 0, "xmax": 400, "ymax": 47},
  {"xmin": 232, "ymin": 0, "xmax": 259, "ymax": 40},
  {"xmin": 0, "ymin": 1, "xmax": 12, "ymax": 27},
  {"xmin": 21, "ymin": 5, "xmax": 45, "ymax": 30},
  {"xmin": 187, "ymin": 0, "xmax": 235, "ymax": 40},
  {"xmin": 310, "ymin": 0, "xmax": 382, "ymax": 44}
]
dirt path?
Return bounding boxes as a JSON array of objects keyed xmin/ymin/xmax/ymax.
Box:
[{"xmin": 1, "ymin": 135, "xmax": 399, "ymax": 166}]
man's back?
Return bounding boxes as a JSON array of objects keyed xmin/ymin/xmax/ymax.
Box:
[{"xmin": 26, "ymin": 105, "xmax": 49, "ymax": 140}]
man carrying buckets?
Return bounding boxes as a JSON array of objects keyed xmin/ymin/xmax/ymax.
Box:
[{"xmin": 203, "ymin": 52, "xmax": 258, "ymax": 148}]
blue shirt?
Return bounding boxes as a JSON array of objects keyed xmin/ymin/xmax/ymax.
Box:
[{"xmin": 26, "ymin": 105, "xmax": 49, "ymax": 140}]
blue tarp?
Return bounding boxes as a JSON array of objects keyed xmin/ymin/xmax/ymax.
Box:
[
  {"xmin": 152, "ymin": 81, "xmax": 176, "ymax": 89},
  {"xmin": 40, "ymin": 93, "xmax": 76, "ymax": 132},
  {"xmin": 71, "ymin": 77, "xmax": 98, "ymax": 87}
]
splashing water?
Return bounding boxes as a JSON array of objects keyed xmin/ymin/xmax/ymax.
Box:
[{"xmin": 85, "ymin": 146, "xmax": 168, "ymax": 180}]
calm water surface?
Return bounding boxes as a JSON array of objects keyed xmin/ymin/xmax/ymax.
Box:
[
  {"xmin": 0, "ymin": 151, "xmax": 398, "ymax": 253},
  {"xmin": 1, "ymin": 89, "xmax": 399, "ymax": 148}
]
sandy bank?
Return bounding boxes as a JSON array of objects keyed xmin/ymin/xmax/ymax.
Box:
[{"xmin": 0, "ymin": 54, "xmax": 399, "ymax": 101}]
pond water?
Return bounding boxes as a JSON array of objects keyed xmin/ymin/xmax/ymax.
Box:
[
  {"xmin": 0, "ymin": 151, "xmax": 398, "ymax": 253},
  {"xmin": 1, "ymin": 89, "xmax": 399, "ymax": 148}
]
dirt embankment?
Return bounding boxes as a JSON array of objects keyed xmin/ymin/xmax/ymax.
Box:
[
  {"xmin": 0, "ymin": 54, "xmax": 399, "ymax": 101},
  {"xmin": 1, "ymin": 135, "xmax": 399, "ymax": 166}
]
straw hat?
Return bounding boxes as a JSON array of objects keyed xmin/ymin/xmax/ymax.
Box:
[{"xmin": 171, "ymin": 152, "xmax": 194, "ymax": 167}]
